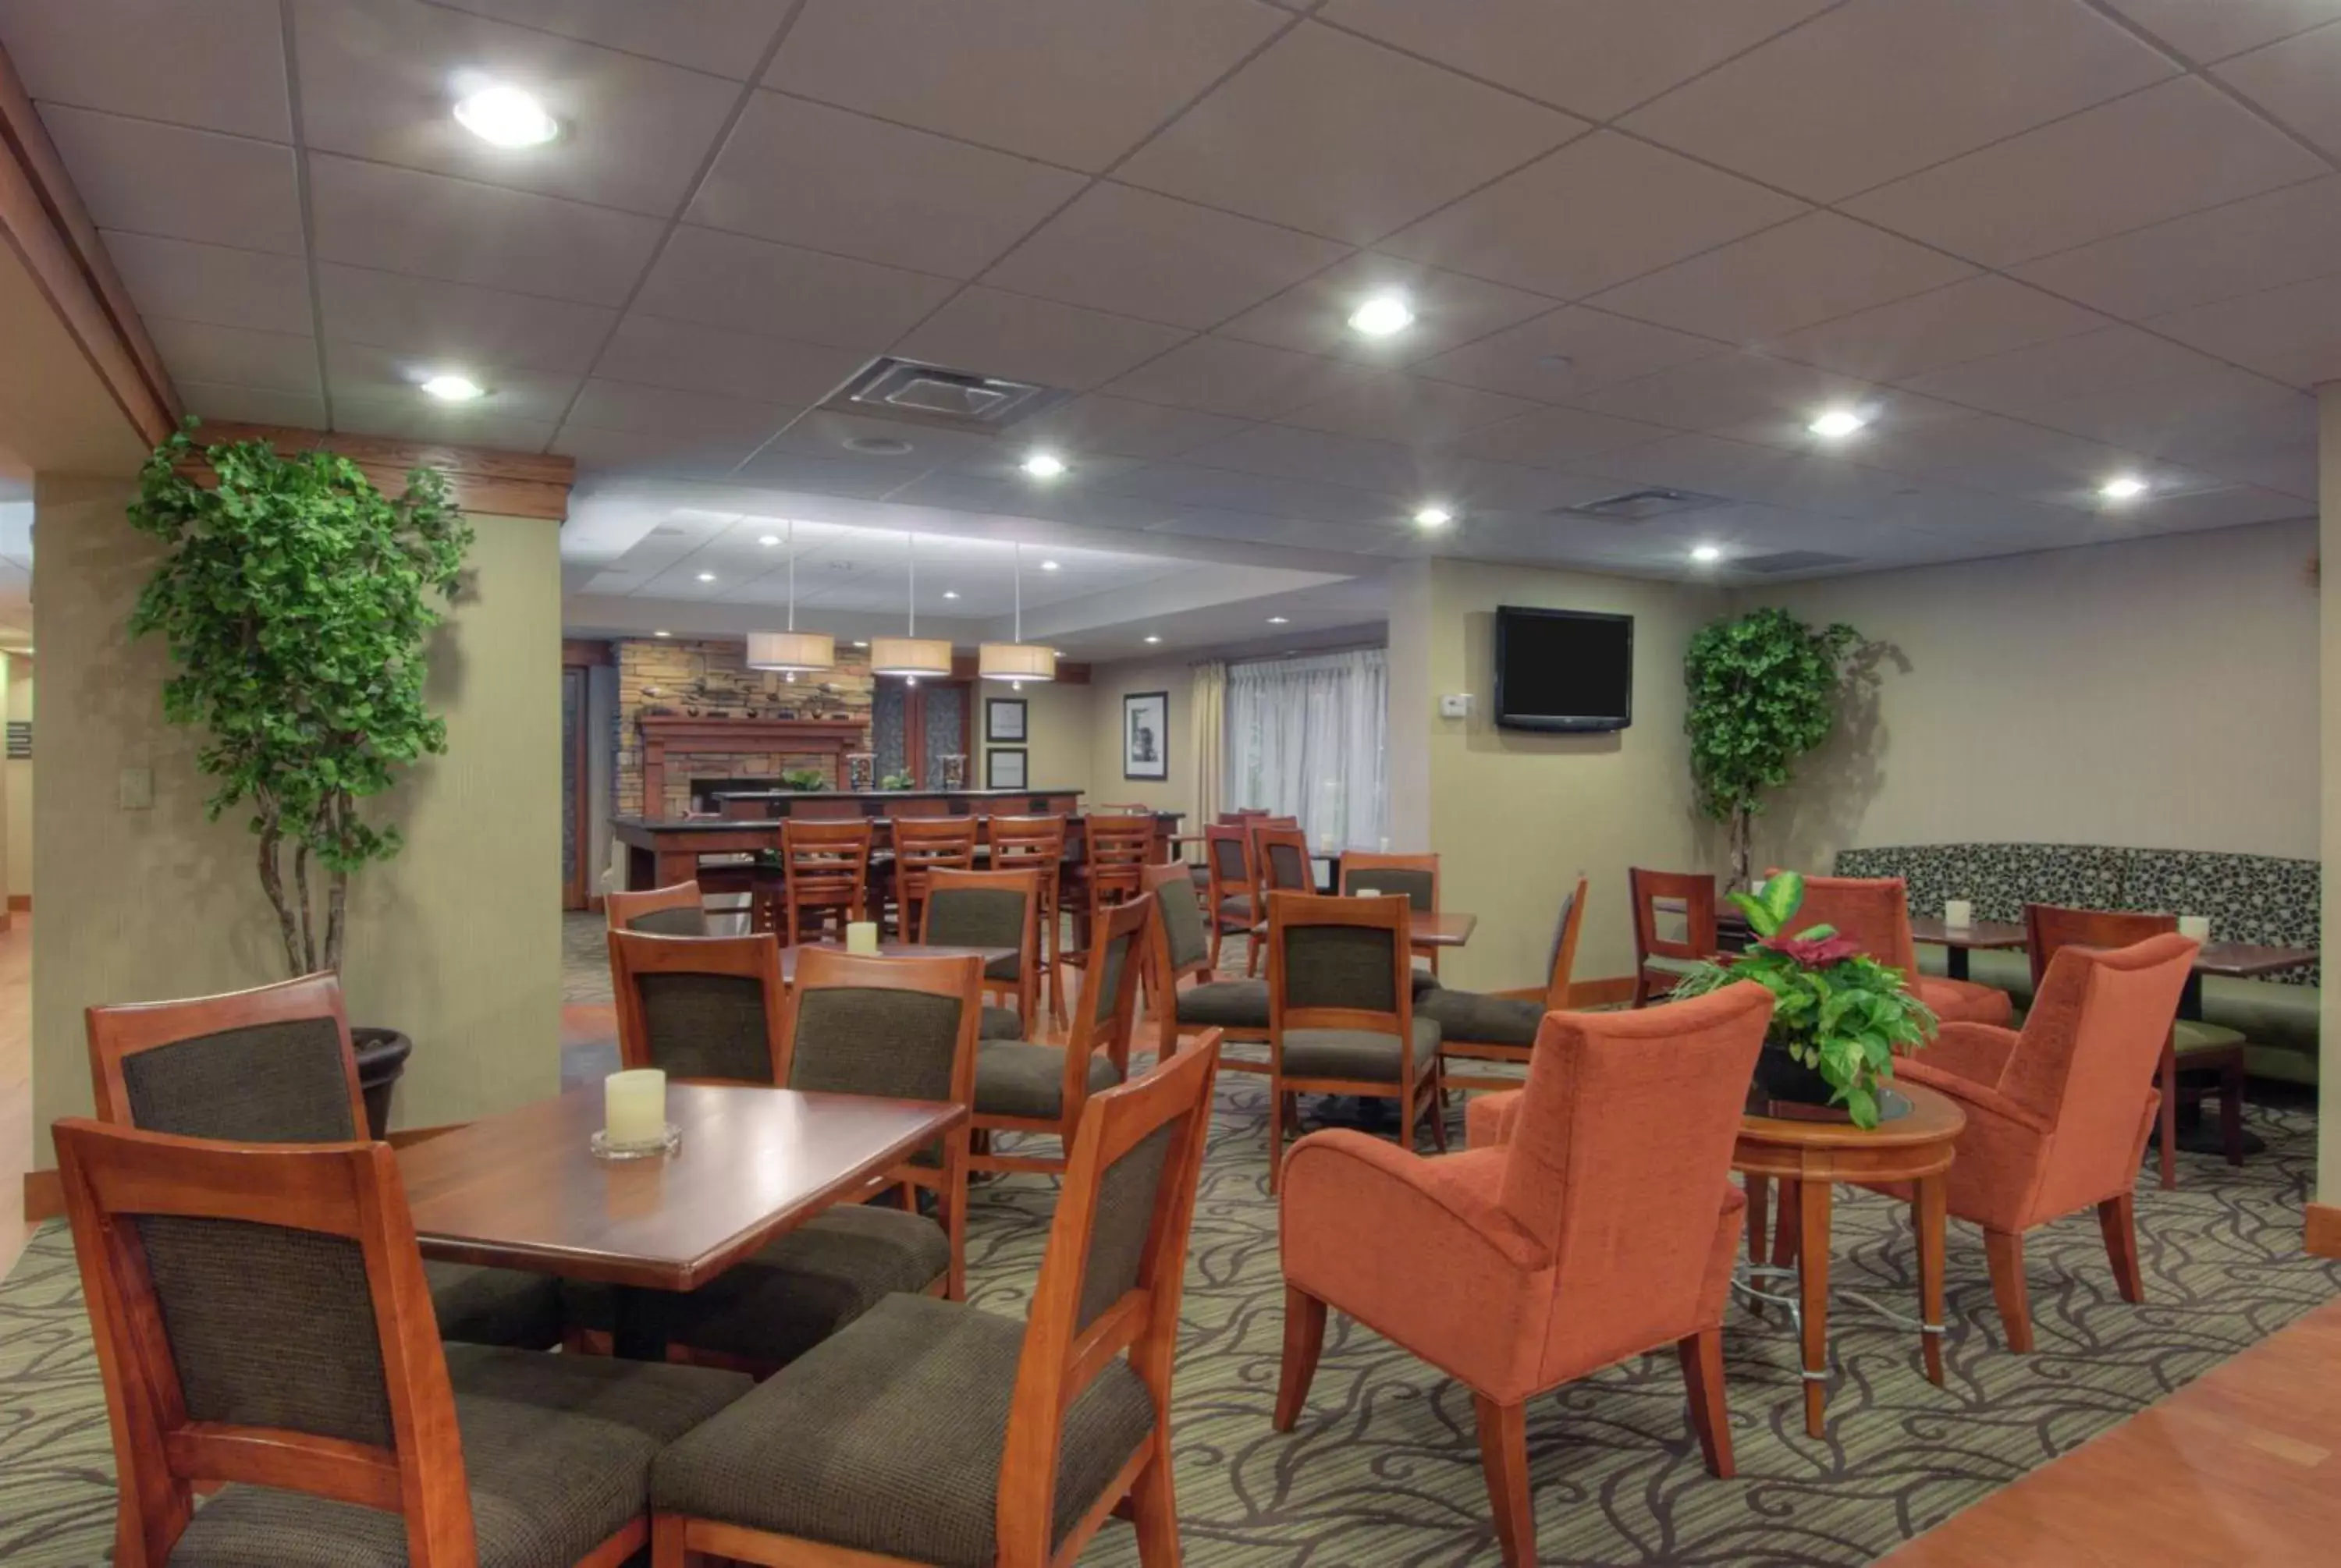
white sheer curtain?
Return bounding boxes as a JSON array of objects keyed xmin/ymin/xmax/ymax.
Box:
[{"xmin": 1224, "ymin": 648, "xmax": 1387, "ymax": 850}]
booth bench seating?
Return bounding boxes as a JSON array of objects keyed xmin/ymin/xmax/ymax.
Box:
[{"xmin": 1835, "ymin": 844, "xmax": 2320, "ymax": 1085}]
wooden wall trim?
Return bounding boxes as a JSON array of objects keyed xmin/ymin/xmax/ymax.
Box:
[
  {"xmin": 563, "ymin": 638, "xmax": 614, "ymax": 668},
  {"xmin": 949, "ymin": 654, "xmax": 1092, "ymax": 685},
  {"xmin": 1566, "ymin": 975, "xmax": 1639, "ymax": 1009},
  {"xmin": 193, "ymin": 422, "xmax": 575, "ymax": 521},
  {"xmin": 2310, "ymin": 1202, "xmax": 2341, "ymax": 1260},
  {"xmin": 0, "ymin": 41, "xmax": 178, "ymax": 449},
  {"xmin": 5, "ymin": 893, "xmax": 25, "ymax": 912}
]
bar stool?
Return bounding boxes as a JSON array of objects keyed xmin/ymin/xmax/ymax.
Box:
[
  {"xmin": 777, "ymin": 818, "xmax": 874, "ymax": 945},
  {"xmin": 990, "ymin": 814, "xmax": 1069, "ymax": 1027}
]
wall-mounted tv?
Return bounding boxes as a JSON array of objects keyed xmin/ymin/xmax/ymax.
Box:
[{"xmin": 1494, "ymin": 606, "xmax": 1633, "ymax": 733}]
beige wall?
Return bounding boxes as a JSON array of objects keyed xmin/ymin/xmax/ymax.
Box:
[
  {"xmin": 2320, "ymin": 385, "xmax": 2339, "ymax": 1208},
  {"xmin": 1395, "ymin": 559, "xmax": 1726, "ymax": 990},
  {"xmin": 987, "ymin": 677, "xmax": 1092, "ymax": 796},
  {"xmin": 1743, "ymin": 518, "xmax": 2319, "ymax": 871},
  {"xmin": 6, "ymin": 652, "xmax": 29, "ymax": 902},
  {"xmin": 1088, "ymin": 657, "xmax": 1195, "ymax": 819},
  {"xmin": 33, "ymin": 476, "xmax": 563, "ymax": 1157}
]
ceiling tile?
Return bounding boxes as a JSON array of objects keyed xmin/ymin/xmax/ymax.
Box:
[
  {"xmin": 2185, "ymin": 439, "xmax": 2320, "ymax": 498},
  {"xmin": 1902, "ymin": 325, "xmax": 2263, "ymax": 417},
  {"xmin": 101, "ymin": 232, "xmax": 314, "ymax": 336},
  {"xmin": 1216, "ymin": 253, "xmax": 1555, "ymax": 365},
  {"xmin": 632, "ymin": 225, "xmax": 959, "ymax": 349},
  {"xmin": 2148, "ymin": 274, "xmax": 2341, "ymax": 388},
  {"xmin": 293, "ymin": 0, "xmax": 737, "ymax": 216},
  {"xmin": 1622, "ymin": 0, "xmax": 2173, "ymax": 203},
  {"xmin": 1314, "ymin": 0, "xmax": 1839, "ymax": 121},
  {"xmin": 1380, "ymin": 131, "xmax": 1803, "ymax": 299},
  {"xmin": 1844, "ymin": 78, "xmax": 2329, "ymax": 267},
  {"xmin": 2215, "ymin": 21, "xmax": 2341, "ymax": 159},
  {"xmin": 1754, "ymin": 275, "xmax": 2108, "ymax": 382},
  {"xmin": 567, "ymin": 379, "xmax": 796, "ymax": 441},
  {"xmin": 982, "ymin": 183, "xmax": 1350, "ymax": 331},
  {"xmin": 0, "ymin": 0, "xmax": 290, "ymax": 138},
  {"xmin": 333, "ymin": 398, "xmax": 558, "ymax": 451},
  {"xmin": 1411, "ymin": 306, "xmax": 1725, "ymax": 403},
  {"xmin": 768, "ymin": 0, "xmax": 1287, "ymax": 172},
  {"xmin": 1587, "ymin": 212, "xmax": 1975, "ymax": 343},
  {"xmin": 324, "ymin": 339, "xmax": 580, "ymax": 419},
  {"xmin": 1012, "ymin": 396, "xmax": 1247, "ymax": 461},
  {"xmin": 1851, "ymin": 413, "xmax": 2151, "ymax": 497},
  {"xmin": 690, "ymin": 92, "xmax": 1087, "ymax": 279},
  {"xmin": 2102, "ymin": 0, "xmax": 2341, "ymax": 62},
  {"xmin": 1175, "ymin": 424, "xmax": 1426, "ymax": 491},
  {"xmin": 2015, "ymin": 367, "xmax": 2311, "ymax": 459},
  {"xmin": 145, "ymin": 318, "xmax": 320, "ymax": 396},
  {"xmin": 1446, "ymin": 405, "xmax": 1679, "ymax": 467},
  {"xmin": 1275, "ymin": 367, "xmax": 1539, "ymax": 442},
  {"xmin": 761, "ymin": 410, "xmax": 1002, "ymax": 470},
  {"xmin": 318, "ymin": 263, "xmax": 616, "ymax": 374},
  {"xmin": 1145, "ymin": 510, "xmax": 1400, "ymax": 553},
  {"xmin": 1101, "ymin": 336, "xmax": 1362, "ymax": 420},
  {"xmin": 893, "ymin": 287, "xmax": 1192, "ymax": 391},
  {"xmin": 727, "ymin": 448, "xmax": 933, "ymax": 498},
  {"xmin": 553, "ymin": 423, "xmax": 767, "ymax": 479},
  {"xmin": 1100, "ymin": 463, "xmax": 1398, "ymax": 525},
  {"xmin": 1584, "ymin": 431, "xmax": 1923, "ymax": 517},
  {"xmin": 591, "ymin": 314, "xmax": 869, "ymax": 404},
  {"xmin": 41, "ymin": 106, "xmax": 305, "ymax": 254},
  {"xmin": 2012, "ymin": 176, "xmax": 2341, "ymax": 321},
  {"xmin": 1115, "ymin": 23, "xmax": 1586, "ymax": 244},
  {"xmin": 177, "ymin": 381, "xmax": 330, "ymax": 431},
  {"xmin": 309, "ymin": 154, "xmax": 665, "ymax": 304},
  {"xmin": 429, "ymin": 0, "xmax": 796, "ymax": 78},
  {"xmin": 1567, "ymin": 351, "xmax": 1880, "ymax": 433}
]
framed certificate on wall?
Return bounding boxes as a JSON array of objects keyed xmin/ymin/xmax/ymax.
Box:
[
  {"xmin": 1123, "ymin": 690, "xmax": 1169, "ymax": 780},
  {"xmin": 986, "ymin": 697, "xmax": 1027, "ymax": 742},
  {"xmin": 986, "ymin": 747, "xmax": 1028, "ymax": 789}
]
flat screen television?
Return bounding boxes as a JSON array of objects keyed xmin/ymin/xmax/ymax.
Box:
[{"xmin": 1494, "ymin": 606, "xmax": 1634, "ymax": 733}]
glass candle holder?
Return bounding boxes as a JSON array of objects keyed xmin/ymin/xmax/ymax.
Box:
[
  {"xmin": 594, "ymin": 1068, "xmax": 678, "ymax": 1160},
  {"xmin": 1943, "ymin": 899, "xmax": 1973, "ymax": 928}
]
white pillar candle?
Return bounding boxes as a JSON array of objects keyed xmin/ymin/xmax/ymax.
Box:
[
  {"xmin": 1943, "ymin": 899, "xmax": 1973, "ymax": 928},
  {"xmin": 2178, "ymin": 914, "xmax": 2211, "ymax": 943},
  {"xmin": 845, "ymin": 921, "xmax": 880, "ymax": 955},
  {"xmin": 604, "ymin": 1069, "xmax": 666, "ymax": 1146}
]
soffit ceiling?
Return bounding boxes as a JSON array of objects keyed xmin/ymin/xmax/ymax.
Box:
[{"xmin": 1, "ymin": 0, "xmax": 2333, "ymax": 627}]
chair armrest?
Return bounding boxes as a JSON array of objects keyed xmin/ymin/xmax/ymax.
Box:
[
  {"xmin": 1283, "ymin": 1131, "xmax": 1544, "ymax": 1273},
  {"xmin": 1916, "ymin": 1022, "xmax": 2020, "ymax": 1089},
  {"xmin": 1465, "ymin": 1090, "xmax": 1523, "ymax": 1151},
  {"xmin": 1895, "ymin": 1058, "xmax": 2053, "ymax": 1136}
]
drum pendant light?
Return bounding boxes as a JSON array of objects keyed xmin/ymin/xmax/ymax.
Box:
[
  {"xmin": 979, "ymin": 542, "xmax": 1057, "ymax": 686},
  {"xmin": 868, "ymin": 531, "xmax": 952, "ymax": 682},
  {"xmin": 744, "ymin": 519, "xmax": 834, "ymax": 679}
]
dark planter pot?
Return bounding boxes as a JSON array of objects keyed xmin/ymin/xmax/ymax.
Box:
[
  {"xmin": 351, "ymin": 1027, "xmax": 413, "ymax": 1141},
  {"xmin": 1753, "ymin": 1037, "xmax": 1842, "ymax": 1115}
]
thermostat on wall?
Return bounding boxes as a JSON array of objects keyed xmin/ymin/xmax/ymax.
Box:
[{"xmin": 1438, "ymin": 693, "xmax": 1472, "ymax": 719}]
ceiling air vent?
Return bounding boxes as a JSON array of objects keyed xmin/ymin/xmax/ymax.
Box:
[
  {"xmin": 1555, "ymin": 487, "xmax": 1728, "ymax": 523},
  {"xmin": 826, "ymin": 357, "xmax": 1069, "ymax": 432},
  {"xmin": 1735, "ymin": 550, "xmax": 1860, "ymax": 574}
]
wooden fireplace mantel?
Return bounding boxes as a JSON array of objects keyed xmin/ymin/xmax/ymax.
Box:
[{"xmin": 637, "ymin": 715, "xmax": 867, "ymax": 814}]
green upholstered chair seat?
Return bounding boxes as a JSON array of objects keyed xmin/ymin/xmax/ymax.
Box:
[
  {"xmin": 979, "ymin": 1004, "xmax": 1024, "ymax": 1041},
  {"xmin": 1174, "ymin": 979, "xmax": 1270, "ymax": 1029},
  {"xmin": 974, "ymin": 1042, "xmax": 1123, "ymax": 1119},
  {"xmin": 2173, "ymin": 1019, "xmax": 2247, "ymax": 1055},
  {"xmin": 982, "ymin": 953, "xmax": 1021, "ymax": 984},
  {"xmin": 1641, "ymin": 953, "xmax": 1705, "ymax": 978},
  {"xmin": 1216, "ymin": 894, "xmax": 1256, "ymax": 924},
  {"xmin": 1282, "ymin": 1020, "xmax": 1440, "ymax": 1083},
  {"xmin": 169, "ymin": 1343, "xmax": 749, "ymax": 1567},
  {"xmin": 569, "ymin": 1204, "xmax": 949, "ymax": 1367},
  {"xmin": 423, "ymin": 1261, "xmax": 567, "ymax": 1350},
  {"xmin": 1416, "ymin": 988, "xmax": 1543, "ymax": 1047},
  {"xmin": 652, "ymin": 1293, "xmax": 1153, "ymax": 1566}
]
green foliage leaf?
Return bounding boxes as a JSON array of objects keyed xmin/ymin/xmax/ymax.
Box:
[{"xmin": 1682, "ymin": 608, "xmax": 1863, "ymax": 826}]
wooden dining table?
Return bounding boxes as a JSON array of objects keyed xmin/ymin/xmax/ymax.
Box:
[
  {"xmin": 1409, "ymin": 910, "xmax": 1478, "ymax": 948},
  {"xmin": 775, "ymin": 941, "xmax": 1018, "ymax": 984},
  {"xmin": 399, "ymin": 1082, "xmax": 967, "ymax": 1360},
  {"xmin": 1906, "ymin": 916, "xmax": 2029, "ymax": 981}
]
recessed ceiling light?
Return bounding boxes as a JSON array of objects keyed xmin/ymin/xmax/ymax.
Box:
[
  {"xmin": 453, "ymin": 83, "xmax": 558, "ymax": 148},
  {"xmin": 1021, "ymin": 451, "xmax": 1068, "ymax": 480},
  {"xmin": 852, "ymin": 640, "xmax": 869, "ymax": 648},
  {"xmin": 419, "ymin": 373, "xmax": 484, "ymax": 402},
  {"xmin": 1039, "ymin": 559, "xmax": 1060, "ymax": 571},
  {"xmin": 845, "ymin": 435, "xmax": 914, "ymax": 456},
  {"xmin": 696, "ymin": 572, "xmax": 716, "ymax": 583},
  {"xmin": 2100, "ymin": 474, "xmax": 2150, "ymax": 502},
  {"xmin": 1348, "ymin": 291, "xmax": 1416, "ymax": 338},
  {"xmin": 758, "ymin": 534, "xmax": 781, "ymax": 547},
  {"xmin": 1414, "ymin": 504, "xmax": 1454, "ymax": 528},
  {"xmin": 1267, "ymin": 615, "xmax": 1290, "ymax": 625},
  {"xmin": 1691, "ymin": 544, "xmax": 1724, "ymax": 564},
  {"xmin": 943, "ymin": 590, "xmax": 960, "ymax": 599},
  {"xmin": 652, "ymin": 630, "xmax": 672, "ymax": 639},
  {"xmin": 1808, "ymin": 409, "xmax": 1867, "ymax": 438},
  {"xmin": 1144, "ymin": 635, "xmax": 1162, "ymax": 644}
]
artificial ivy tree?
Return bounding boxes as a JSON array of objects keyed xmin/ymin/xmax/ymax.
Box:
[
  {"xmin": 1683, "ymin": 607, "xmax": 1863, "ymax": 889},
  {"xmin": 129, "ymin": 423, "xmax": 474, "ymax": 976}
]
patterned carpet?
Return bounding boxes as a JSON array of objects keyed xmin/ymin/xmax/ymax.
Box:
[{"xmin": 3, "ymin": 1073, "xmax": 2336, "ymax": 1565}]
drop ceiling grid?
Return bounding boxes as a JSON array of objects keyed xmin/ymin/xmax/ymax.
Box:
[{"xmin": 1, "ymin": 0, "xmax": 2334, "ymax": 581}]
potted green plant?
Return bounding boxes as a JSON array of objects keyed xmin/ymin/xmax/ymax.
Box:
[
  {"xmin": 1669, "ymin": 871, "xmax": 1937, "ymax": 1129},
  {"xmin": 1684, "ymin": 608, "xmax": 1864, "ymax": 889},
  {"xmin": 128, "ymin": 422, "xmax": 474, "ymax": 1136},
  {"xmin": 779, "ymin": 767, "xmax": 828, "ymax": 792},
  {"xmin": 879, "ymin": 769, "xmax": 915, "ymax": 791}
]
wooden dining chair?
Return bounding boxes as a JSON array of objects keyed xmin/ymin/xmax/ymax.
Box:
[
  {"xmin": 648, "ymin": 1037, "xmax": 1223, "ymax": 1568},
  {"xmin": 921, "ymin": 865, "xmax": 1043, "ymax": 1041},
  {"xmin": 1140, "ymin": 860, "xmax": 1270, "ymax": 1072},
  {"xmin": 1204, "ymin": 822, "xmax": 1262, "ymax": 973},
  {"xmin": 55, "ymin": 1115, "xmax": 751, "ymax": 1568},
  {"xmin": 1064, "ymin": 812, "xmax": 1155, "ymax": 991},
  {"xmin": 991, "ymin": 813, "xmax": 1071, "ymax": 1028},
  {"xmin": 1266, "ymin": 891, "xmax": 1445, "ymax": 1192},
  {"xmin": 1341, "ymin": 849, "xmax": 1443, "ymax": 977},
  {"xmin": 890, "ymin": 814, "xmax": 979, "ymax": 938},
  {"xmin": 606, "ymin": 880, "xmax": 709, "ymax": 936},
  {"xmin": 972, "ymin": 895, "xmax": 1152, "ymax": 1177},
  {"xmin": 609, "ymin": 930, "xmax": 789, "ymax": 1084},
  {"xmin": 1419, "ymin": 874, "xmax": 1588, "ymax": 1094},
  {"xmin": 1249, "ymin": 823, "xmax": 1317, "ymax": 977},
  {"xmin": 1629, "ymin": 867, "xmax": 1718, "ymax": 1006},
  {"xmin": 83, "ymin": 974, "xmax": 567, "ymax": 1353},
  {"xmin": 2024, "ymin": 902, "xmax": 2246, "ymax": 1189},
  {"xmin": 777, "ymin": 818, "xmax": 874, "ymax": 945}
]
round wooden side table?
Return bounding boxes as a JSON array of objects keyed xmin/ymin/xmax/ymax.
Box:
[{"xmin": 1735, "ymin": 1080, "xmax": 1966, "ymax": 1439}]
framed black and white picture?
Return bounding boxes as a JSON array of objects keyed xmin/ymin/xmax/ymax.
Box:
[
  {"xmin": 986, "ymin": 747, "xmax": 1028, "ymax": 790},
  {"xmin": 1123, "ymin": 690, "xmax": 1169, "ymax": 781},
  {"xmin": 986, "ymin": 697, "xmax": 1028, "ymax": 743}
]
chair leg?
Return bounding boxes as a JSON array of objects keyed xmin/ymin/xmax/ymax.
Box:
[
  {"xmin": 1745, "ymin": 1175, "xmax": 1770, "ymax": 1268},
  {"xmin": 2220, "ymin": 1053, "xmax": 2246, "ymax": 1167},
  {"xmin": 2157, "ymin": 1039, "xmax": 2179, "ymax": 1190},
  {"xmin": 1676, "ymin": 1325, "xmax": 1735, "ymax": 1479},
  {"xmin": 1984, "ymin": 1228, "xmax": 2034, "ymax": 1353},
  {"xmin": 1267, "ymin": 1084, "xmax": 1289, "ymax": 1194},
  {"xmin": 1770, "ymin": 1179, "xmax": 1800, "ymax": 1272},
  {"xmin": 1126, "ymin": 1441, "xmax": 1182, "ymax": 1567},
  {"xmin": 1246, "ymin": 928, "xmax": 1264, "ymax": 977},
  {"xmin": 650, "ymin": 1513, "xmax": 689, "ymax": 1568},
  {"xmin": 1472, "ymin": 1395, "xmax": 1536, "ymax": 1568},
  {"xmin": 1274, "ymin": 1285, "xmax": 1327, "ymax": 1431},
  {"xmin": 2098, "ymin": 1193, "xmax": 2144, "ymax": 1304}
]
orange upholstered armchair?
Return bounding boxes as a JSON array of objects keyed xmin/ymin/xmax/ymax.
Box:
[
  {"xmin": 1274, "ymin": 984, "xmax": 1772, "ymax": 1568},
  {"xmin": 1796, "ymin": 873, "xmax": 2014, "ymax": 1027},
  {"xmin": 1888, "ymin": 931, "xmax": 2195, "ymax": 1353}
]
